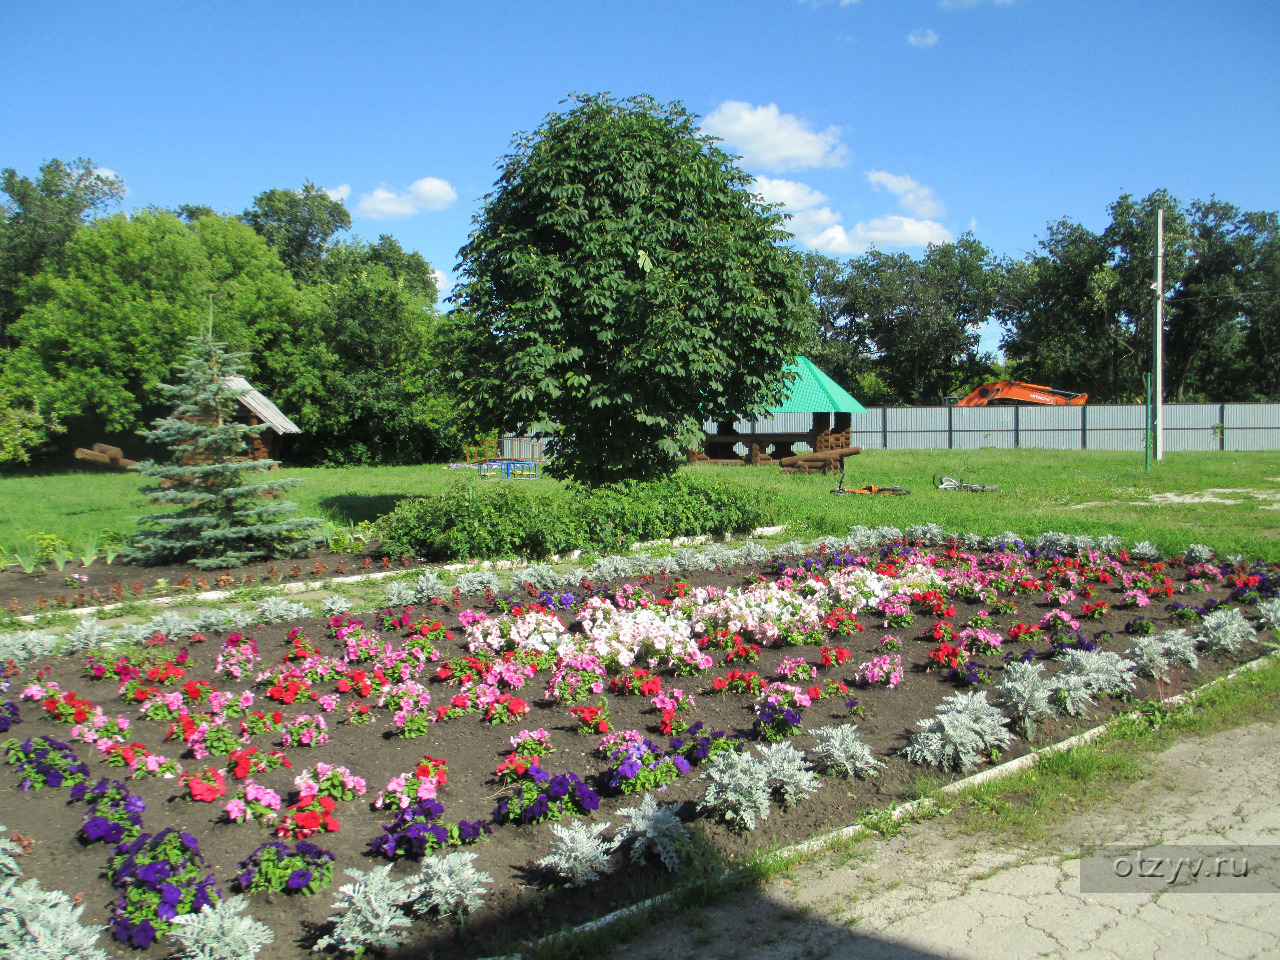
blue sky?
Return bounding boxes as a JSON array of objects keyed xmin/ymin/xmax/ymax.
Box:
[{"xmin": 6, "ymin": 0, "xmax": 1279, "ymax": 350}]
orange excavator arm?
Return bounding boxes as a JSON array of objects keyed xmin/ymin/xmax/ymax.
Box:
[{"xmin": 956, "ymin": 381, "xmax": 1088, "ymax": 406}]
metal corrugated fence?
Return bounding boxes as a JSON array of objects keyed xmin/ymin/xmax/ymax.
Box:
[{"xmin": 505, "ymin": 403, "xmax": 1280, "ymax": 457}]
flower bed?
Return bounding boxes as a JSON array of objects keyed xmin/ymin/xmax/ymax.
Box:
[{"xmin": 0, "ymin": 536, "xmax": 1275, "ymax": 959}]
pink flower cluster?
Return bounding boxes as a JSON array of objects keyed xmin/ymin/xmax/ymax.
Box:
[{"xmin": 852, "ymin": 654, "xmax": 904, "ymax": 688}]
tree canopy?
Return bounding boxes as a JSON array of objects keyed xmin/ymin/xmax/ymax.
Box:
[{"xmin": 450, "ymin": 93, "xmax": 814, "ymax": 485}]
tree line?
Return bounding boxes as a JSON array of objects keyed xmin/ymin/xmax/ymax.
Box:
[
  {"xmin": 2, "ymin": 150, "xmax": 1277, "ymax": 472},
  {"xmin": 804, "ymin": 190, "xmax": 1280, "ymax": 407},
  {"xmin": 0, "ymin": 159, "xmax": 461, "ymax": 466}
]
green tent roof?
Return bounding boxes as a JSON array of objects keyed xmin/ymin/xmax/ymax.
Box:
[{"xmin": 770, "ymin": 356, "xmax": 867, "ymax": 414}]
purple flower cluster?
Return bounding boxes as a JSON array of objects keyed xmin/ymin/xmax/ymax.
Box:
[
  {"xmin": 1050, "ymin": 633, "xmax": 1099, "ymax": 654},
  {"xmin": 493, "ymin": 767, "xmax": 600, "ymax": 824},
  {"xmin": 537, "ymin": 590, "xmax": 579, "ymax": 611},
  {"xmin": 72, "ymin": 778, "xmax": 146, "ymax": 845},
  {"xmin": 107, "ymin": 828, "xmax": 220, "ymax": 947},
  {"xmin": 2, "ymin": 735, "xmax": 90, "ymax": 791},
  {"xmin": 367, "ymin": 798, "xmax": 491, "ymax": 860},
  {"xmin": 0, "ymin": 699, "xmax": 20, "ymax": 733},
  {"xmin": 236, "ymin": 840, "xmax": 335, "ymax": 895},
  {"xmin": 604, "ymin": 737, "xmax": 690, "ymax": 793},
  {"xmin": 755, "ymin": 702, "xmax": 803, "ymax": 738}
]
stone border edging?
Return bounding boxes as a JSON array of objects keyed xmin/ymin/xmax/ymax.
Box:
[{"xmin": 473, "ymin": 649, "xmax": 1280, "ymax": 960}]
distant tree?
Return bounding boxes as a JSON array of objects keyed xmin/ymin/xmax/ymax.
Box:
[
  {"xmin": 0, "ymin": 157, "xmax": 124, "ymax": 347},
  {"xmin": 127, "ymin": 335, "xmax": 320, "ymax": 569},
  {"xmin": 3, "ymin": 209, "xmax": 313, "ymax": 431},
  {"xmin": 243, "ymin": 181, "xmax": 351, "ymax": 281},
  {"xmin": 451, "ymin": 93, "xmax": 814, "ymax": 485},
  {"xmin": 813, "ymin": 235, "xmax": 999, "ymax": 405}
]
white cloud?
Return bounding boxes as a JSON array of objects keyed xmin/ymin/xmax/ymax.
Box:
[
  {"xmin": 324, "ymin": 184, "xmax": 351, "ymax": 202},
  {"xmin": 355, "ymin": 176, "xmax": 457, "ymax": 220},
  {"xmin": 703, "ymin": 101, "xmax": 849, "ymax": 171},
  {"xmin": 431, "ymin": 269, "xmax": 452, "ymax": 298},
  {"xmin": 866, "ymin": 170, "xmax": 945, "ymax": 218},
  {"xmin": 907, "ymin": 28, "xmax": 939, "ymax": 47},
  {"xmin": 938, "ymin": 0, "xmax": 1013, "ymax": 8},
  {"xmin": 754, "ymin": 174, "xmax": 950, "ymax": 255},
  {"xmin": 811, "ymin": 215, "xmax": 953, "ymax": 255}
]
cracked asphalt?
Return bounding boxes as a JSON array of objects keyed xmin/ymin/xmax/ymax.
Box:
[{"xmin": 607, "ymin": 721, "xmax": 1280, "ymax": 960}]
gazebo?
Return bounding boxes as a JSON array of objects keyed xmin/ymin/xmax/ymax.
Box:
[{"xmin": 698, "ymin": 357, "xmax": 867, "ymax": 465}]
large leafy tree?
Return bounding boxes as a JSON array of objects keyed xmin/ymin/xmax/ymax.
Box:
[
  {"xmin": 450, "ymin": 93, "xmax": 814, "ymax": 485},
  {"xmin": 4, "ymin": 209, "xmax": 315, "ymax": 431},
  {"xmin": 806, "ymin": 236, "xmax": 999, "ymax": 406},
  {"xmin": 242, "ymin": 181, "xmax": 351, "ymax": 282},
  {"xmin": 0, "ymin": 158, "xmax": 124, "ymax": 348}
]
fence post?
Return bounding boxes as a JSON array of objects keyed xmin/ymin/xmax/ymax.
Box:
[
  {"xmin": 1014, "ymin": 405, "xmax": 1020, "ymax": 449},
  {"xmin": 1081, "ymin": 405, "xmax": 1088, "ymax": 450},
  {"xmin": 947, "ymin": 404, "xmax": 953, "ymax": 450},
  {"xmin": 881, "ymin": 407, "xmax": 888, "ymax": 449},
  {"xmin": 1220, "ymin": 403, "xmax": 1226, "ymax": 452}
]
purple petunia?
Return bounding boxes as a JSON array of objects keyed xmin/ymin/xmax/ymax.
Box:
[{"xmin": 287, "ymin": 869, "xmax": 313, "ymax": 890}]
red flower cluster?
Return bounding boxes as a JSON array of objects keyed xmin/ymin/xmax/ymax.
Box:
[
  {"xmin": 239, "ymin": 710, "xmax": 286, "ymax": 735},
  {"xmin": 569, "ymin": 703, "xmax": 610, "ymax": 734},
  {"xmin": 495, "ymin": 753, "xmax": 540, "ymax": 783},
  {"xmin": 484, "ymin": 693, "xmax": 529, "ymax": 724},
  {"xmin": 926, "ymin": 621, "xmax": 956, "ymax": 642},
  {"xmin": 722, "ymin": 638, "xmax": 762, "ymax": 665},
  {"xmin": 228, "ymin": 746, "xmax": 291, "ymax": 780},
  {"xmin": 414, "ymin": 754, "xmax": 448, "ymax": 785},
  {"xmin": 278, "ymin": 794, "xmax": 338, "ymax": 839},
  {"xmin": 43, "ymin": 690, "xmax": 94, "ymax": 724},
  {"xmin": 336, "ymin": 668, "xmax": 385, "ymax": 697},
  {"xmin": 609, "ymin": 668, "xmax": 662, "ymax": 696},
  {"xmin": 911, "ymin": 590, "xmax": 956, "ymax": 618},
  {"xmin": 1080, "ymin": 601, "xmax": 1109, "ymax": 619},
  {"xmin": 265, "ymin": 677, "xmax": 315, "ymax": 704},
  {"xmin": 711, "ymin": 669, "xmax": 767, "ymax": 695},
  {"xmin": 179, "ymin": 767, "xmax": 227, "ymax": 802},
  {"xmin": 928, "ymin": 642, "xmax": 964, "ymax": 670},
  {"xmin": 1007, "ymin": 622, "xmax": 1041, "ymax": 642},
  {"xmin": 821, "ymin": 608, "xmax": 865, "ymax": 635},
  {"xmin": 820, "ymin": 645, "xmax": 854, "ymax": 667},
  {"xmin": 182, "ymin": 679, "xmax": 213, "ymax": 703},
  {"xmin": 145, "ymin": 662, "xmax": 187, "ymax": 684}
]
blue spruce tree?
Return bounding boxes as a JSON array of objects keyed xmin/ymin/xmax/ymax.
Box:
[{"xmin": 127, "ymin": 335, "xmax": 321, "ymax": 569}]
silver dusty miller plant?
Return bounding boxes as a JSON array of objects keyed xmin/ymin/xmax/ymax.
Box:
[
  {"xmin": 320, "ymin": 594, "xmax": 353, "ymax": 616},
  {"xmin": 0, "ymin": 825, "xmax": 22, "ymax": 878},
  {"xmin": 1182, "ymin": 543, "xmax": 1215, "ymax": 565},
  {"xmin": 1050, "ymin": 672, "xmax": 1097, "ymax": 717},
  {"xmin": 1095, "ymin": 534, "xmax": 1124, "ymax": 556},
  {"xmin": 0, "ymin": 630, "xmax": 58, "ymax": 668},
  {"xmin": 59, "ymin": 617, "xmax": 117, "ymax": 655},
  {"xmin": 1128, "ymin": 629, "xmax": 1200, "ymax": 681},
  {"xmin": 514, "ymin": 564, "xmax": 562, "ymax": 591},
  {"xmin": 168, "ymin": 895, "xmax": 274, "ymax": 960},
  {"xmin": 1257, "ymin": 597, "xmax": 1280, "ymax": 632},
  {"xmin": 1055, "ymin": 649, "xmax": 1137, "ymax": 696},
  {"xmin": 995, "ymin": 661, "xmax": 1057, "ymax": 740},
  {"xmin": 382, "ymin": 581, "xmax": 416, "ymax": 608},
  {"xmin": 755, "ymin": 741, "xmax": 821, "ymax": 807},
  {"xmin": 255, "ymin": 596, "xmax": 310, "ymax": 623},
  {"xmin": 313, "ymin": 864, "xmax": 417, "ymax": 957},
  {"xmin": 456, "ymin": 570, "xmax": 503, "ymax": 596},
  {"xmin": 411, "ymin": 572, "xmax": 447, "ymax": 603},
  {"xmin": 1196, "ymin": 607, "xmax": 1256, "ymax": 654},
  {"xmin": 809, "ymin": 724, "xmax": 883, "ymax": 778},
  {"xmin": 906, "ymin": 523, "xmax": 946, "ymax": 546},
  {"xmin": 536, "ymin": 820, "xmax": 618, "ymax": 888},
  {"xmin": 698, "ymin": 748, "xmax": 772, "ymax": 830},
  {"xmin": 414, "ymin": 851, "xmax": 493, "ymax": 920},
  {"xmin": 901, "ymin": 691, "xmax": 1015, "ymax": 772},
  {"xmin": 614, "ymin": 793, "xmax": 692, "ymax": 872},
  {"xmin": 0, "ymin": 875, "xmax": 108, "ymax": 960},
  {"xmin": 1129, "ymin": 540, "xmax": 1163, "ymax": 562}
]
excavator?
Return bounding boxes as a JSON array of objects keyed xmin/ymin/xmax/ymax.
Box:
[{"xmin": 955, "ymin": 381, "xmax": 1087, "ymax": 407}]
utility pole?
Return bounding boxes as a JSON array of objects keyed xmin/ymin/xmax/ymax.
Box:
[{"xmin": 1153, "ymin": 207, "xmax": 1164, "ymax": 461}]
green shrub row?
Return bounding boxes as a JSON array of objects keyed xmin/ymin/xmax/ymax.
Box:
[{"xmin": 376, "ymin": 476, "xmax": 776, "ymax": 561}]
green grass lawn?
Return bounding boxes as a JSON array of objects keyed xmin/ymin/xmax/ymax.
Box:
[{"xmin": 4, "ymin": 448, "xmax": 1280, "ymax": 561}]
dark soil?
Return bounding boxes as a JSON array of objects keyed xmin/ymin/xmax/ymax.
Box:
[
  {"xmin": 0, "ymin": 544, "xmax": 427, "ymax": 617},
  {"xmin": 0, "ymin": 552, "xmax": 1266, "ymax": 960}
]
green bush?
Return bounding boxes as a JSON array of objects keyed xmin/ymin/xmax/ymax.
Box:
[{"xmin": 376, "ymin": 476, "xmax": 774, "ymax": 561}]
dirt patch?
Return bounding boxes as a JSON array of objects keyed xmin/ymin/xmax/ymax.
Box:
[{"xmin": 1074, "ymin": 487, "xmax": 1280, "ymax": 510}]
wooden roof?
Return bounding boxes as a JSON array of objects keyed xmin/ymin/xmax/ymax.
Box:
[{"xmin": 223, "ymin": 376, "xmax": 302, "ymax": 434}]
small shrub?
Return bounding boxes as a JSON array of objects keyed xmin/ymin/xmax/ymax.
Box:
[
  {"xmin": 59, "ymin": 618, "xmax": 116, "ymax": 654},
  {"xmin": 0, "ymin": 876, "xmax": 108, "ymax": 960},
  {"xmin": 697, "ymin": 749, "xmax": 771, "ymax": 830},
  {"xmin": 414, "ymin": 851, "xmax": 493, "ymax": 920},
  {"xmin": 0, "ymin": 824, "xmax": 23, "ymax": 877},
  {"xmin": 1128, "ymin": 629, "xmax": 1199, "ymax": 680},
  {"xmin": 1055, "ymin": 649, "xmax": 1136, "ymax": 695},
  {"xmin": 906, "ymin": 523, "xmax": 946, "ymax": 546},
  {"xmin": 756, "ymin": 741, "xmax": 820, "ymax": 806},
  {"xmin": 614, "ymin": 793, "xmax": 691, "ymax": 872},
  {"xmin": 1196, "ymin": 608, "xmax": 1256, "ymax": 654},
  {"xmin": 995, "ymin": 661, "xmax": 1055, "ymax": 739},
  {"xmin": 1096, "ymin": 534, "xmax": 1123, "ymax": 556},
  {"xmin": 536, "ymin": 820, "xmax": 617, "ymax": 888},
  {"xmin": 1129, "ymin": 541, "xmax": 1162, "ymax": 562},
  {"xmin": 313, "ymin": 864, "xmax": 416, "ymax": 957},
  {"xmin": 456, "ymin": 570, "xmax": 504, "ymax": 596},
  {"xmin": 1183, "ymin": 543, "xmax": 1214, "ymax": 565},
  {"xmin": 515, "ymin": 565, "xmax": 562, "ymax": 591},
  {"xmin": 382, "ymin": 582, "xmax": 416, "ymax": 608},
  {"xmin": 0, "ymin": 630, "xmax": 59, "ymax": 667},
  {"xmin": 1049, "ymin": 673, "xmax": 1096, "ymax": 717},
  {"xmin": 1257, "ymin": 597, "xmax": 1280, "ymax": 631},
  {"xmin": 809, "ymin": 724, "xmax": 882, "ymax": 778},
  {"xmin": 901, "ymin": 691, "xmax": 1015, "ymax": 772},
  {"xmin": 411, "ymin": 573, "xmax": 447, "ymax": 603},
  {"xmin": 168, "ymin": 896, "xmax": 274, "ymax": 960},
  {"xmin": 255, "ymin": 597, "xmax": 310, "ymax": 624},
  {"xmin": 320, "ymin": 596, "xmax": 352, "ymax": 617}
]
